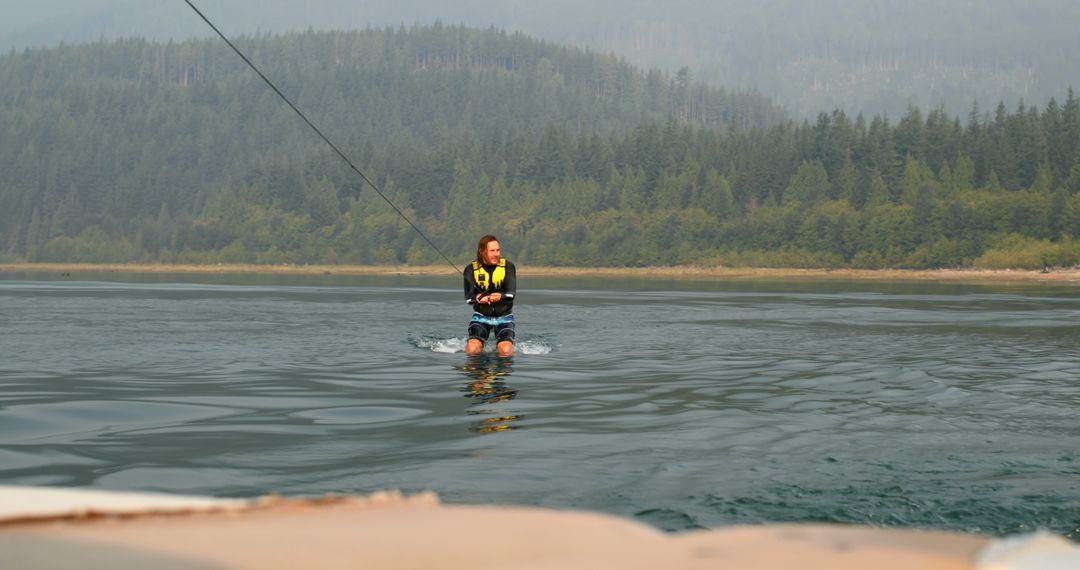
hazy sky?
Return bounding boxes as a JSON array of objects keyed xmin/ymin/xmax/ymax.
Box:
[
  {"xmin": 1, "ymin": 1, "xmax": 497, "ymax": 47},
  {"xmin": 6, "ymin": 0, "xmax": 1069, "ymax": 50},
  {"xmin": 4, "ymin": 0, "xmax": 1078, "ymax": 118}
]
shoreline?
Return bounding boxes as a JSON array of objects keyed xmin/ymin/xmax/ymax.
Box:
[{"xmin": 2, "ymin": 262, "xmax": 1079, "ymax": 284}]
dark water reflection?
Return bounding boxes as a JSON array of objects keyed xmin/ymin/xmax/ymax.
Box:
[
  {"xmin": 1, "ymin": 272, "xmax": 1079, "ymax": 540},
  {"xmin": 456, "ymin": 355, "xmax": 520, "ymax": 433}
]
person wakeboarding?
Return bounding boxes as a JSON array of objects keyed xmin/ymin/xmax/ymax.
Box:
[{"xmin": 464, "ymin": 235, "xmax": 517, "ymax": 357}]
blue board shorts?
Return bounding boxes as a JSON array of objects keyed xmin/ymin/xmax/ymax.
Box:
[{"xmin": 468, "ymin": 313, "xmax": 515, "ymax": 344}]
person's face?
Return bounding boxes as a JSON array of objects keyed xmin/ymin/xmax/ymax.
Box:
[{"xmin": 483, "ymin": 241, "xmax": 501, "ymax": 265}]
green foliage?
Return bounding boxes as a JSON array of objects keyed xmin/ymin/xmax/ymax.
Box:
[
  {"xmin": 905, "ymin": 238, "xmax": 980, "ymax": 269},
  {"xmin": 1, "ymin": 28, "xmax": 1079, "ymax": 269},
  {"xmin": 37, "ymin": 225, "xmax": 139, "ymax": 263},
  {"xmin": 711, "ymin": 247, "xmax": 846, "ymax": 269},
  {"xmin": 784, "ymin": 160, "xmax": 831, "ymax": 207},
  {"xmin": 972, "ymin": 234, "xmax": 1080, "ymax": 269}
]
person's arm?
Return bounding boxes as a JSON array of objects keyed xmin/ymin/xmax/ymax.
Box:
[
  {"xmin": 502, "ymin": 262, "xmax": 516, "ymax": 300},
  {"xmin": 464, "ymin": 267, "xmax": 480, "ymax": 305}
]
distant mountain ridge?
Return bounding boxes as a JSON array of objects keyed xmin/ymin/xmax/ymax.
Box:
[{"xmin": 4, "ymin": 0, "xmax": 1079, "ymax": 119}]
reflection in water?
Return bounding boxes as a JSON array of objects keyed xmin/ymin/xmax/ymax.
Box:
[{"xmin": 455, "ymin": 355, "xmax": 520, "ymax": 433}]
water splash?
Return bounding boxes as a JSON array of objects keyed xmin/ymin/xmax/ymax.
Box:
[
  {"xmin": 411, "ymin": 336, "xmax": 466, "ymax": 353},
  {"xmin": 516, "ymin": 340, "xmax": 553, "ymax": 355},
  {"xmin": 411, "ymin": 336, "xmax": 552, "ymax": 355}
]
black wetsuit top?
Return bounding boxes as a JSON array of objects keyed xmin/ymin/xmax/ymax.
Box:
[{"xmin": 463, "ymin": 260, "xmax": 517, "ymax": 318}]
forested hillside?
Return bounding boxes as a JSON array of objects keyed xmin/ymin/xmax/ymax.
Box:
[
  {"xmin": 2, "ymin": 27, "xmax": 1080, "ymax": 269},
  {"xmin": 6, "ymin": 0, "xmax": 1078, "ymax": 119}
]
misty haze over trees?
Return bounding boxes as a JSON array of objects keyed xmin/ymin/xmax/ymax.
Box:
[
  {"xmin": 4, "ymin": 0, "xmax": 1078, "ymax": 119},
  {"xmin": 2, "ymin": 27, "xmax": 1079, "ymax": 269}
]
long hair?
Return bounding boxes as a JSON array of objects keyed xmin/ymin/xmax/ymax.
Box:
[{"xmin": 475, "ymin": 235, "xmax": 499, "ymax": 263}]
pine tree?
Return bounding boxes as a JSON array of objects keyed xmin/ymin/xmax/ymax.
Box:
[
  {"xmin": 894, "ymin": 106, "xmax": 925, "ymax": 162},
  {"xmin": 784, "ymin": 160, "xmax": 831, "ymax": 207},
  {"xmin": 836, "ymin": 154, "xmax": 860, "ymax": 205},
  {"xmin": 865, "ymin": 167, "xmax": 890, "ymax": 207},
  {"xmin": 26, "ymin": 207, "xmax": 45, "ymax": 260}
]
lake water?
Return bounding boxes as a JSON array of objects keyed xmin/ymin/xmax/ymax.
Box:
[{"xmin": 1, "ymin": 271, "xmax": 1079, "ymax": 539}]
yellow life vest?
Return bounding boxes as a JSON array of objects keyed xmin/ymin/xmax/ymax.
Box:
[{"xmin": 472, "ymin": 258, "xmax": 506, "ymax": 291}]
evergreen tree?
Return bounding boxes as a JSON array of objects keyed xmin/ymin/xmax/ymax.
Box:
[
  {"xmin": 893, "ymin": 106, "xmax": 925, "ymax": 162},
  {"xmin": 784, "ymin": 160, "xmax": 831, "ymax": 207},
  {"xmin": 865, "ymin": 167, "xmax": 890, "ymax": 207},
  {"xmin": 26, "ymin": 207, "xmax": 44, "ymax": 260}
]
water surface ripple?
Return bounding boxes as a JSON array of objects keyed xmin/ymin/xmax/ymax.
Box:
[{"xmin": 1, "ymin": 274, "xmax": 1078, "ymax": 539}]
